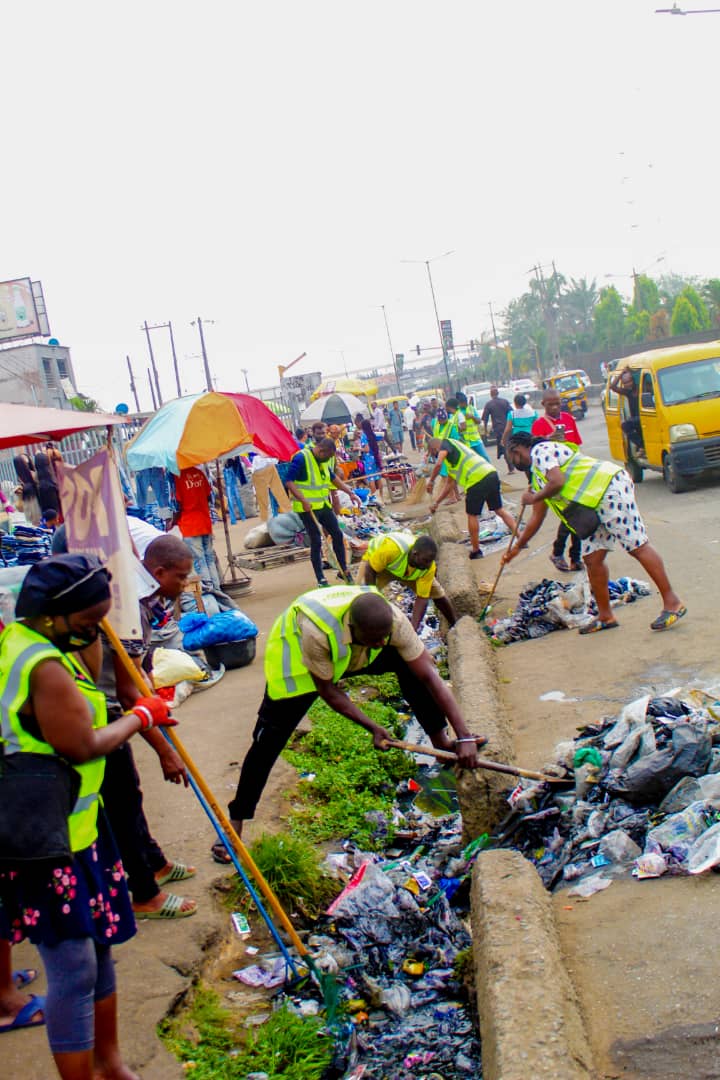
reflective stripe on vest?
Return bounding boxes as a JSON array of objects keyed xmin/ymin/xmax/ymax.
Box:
[
  {"xmin": 532, "ymin": 450, "xmax": 621, "ymax": 524},
  {"xmin": 0, "ymin": 622, "xmax": 107, "ymax": 852},
  {"xmin": 442, "ymin": 439, "xmax": 495, "ymax": 492},
  {"xmin": 366, "ymin": 531, "xmax": 424, "ymax": 582},
  {"xmin": 290, "ymin": 447, "xmax": 332, "ymax": 512},
  {"xmin": 433, "ymin": 417, "xmax": 457, "ymax": 440},
  {"xmin": 265, "ymin": 585, "xmax": 384, "ymax": 699},
  {"xmin": 460, "ymin": 406, "xmax": 481, "ymax": 445}
]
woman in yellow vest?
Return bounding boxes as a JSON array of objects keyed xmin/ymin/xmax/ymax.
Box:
[
  {"xmin": 426, "ymin": 437, "xmax": 517, "ymax": 560},
  {"xmin": 0, "ymin": 555, "xmax": 176, "ymax": 1078},
  {"xmin": 503, "ymin": 432, "xmax": 686, "ymax": 634}
]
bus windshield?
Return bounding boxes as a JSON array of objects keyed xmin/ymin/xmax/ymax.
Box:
[{"xmin": 657, "ymin": 357, "xmax": 720, "ymax": 405}]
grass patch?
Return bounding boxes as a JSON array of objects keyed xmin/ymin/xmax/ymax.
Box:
[
  {"xmin": 159, "ymin": 984, "xmax": 332, "ymax": 1079},
  {"xmin": 282, "ymin": 695, "xmax": 416, "ymax": 848},
  {"xmin": 225, "ymin": 832, "xmax": 338, "ymax": 918}
]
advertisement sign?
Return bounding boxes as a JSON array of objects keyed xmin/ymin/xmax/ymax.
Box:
[
  {"xmin": 58, "ymin": 448, "xmax": 144, "ymax": 640},
  {"xmin": 440, "ymin": 319, "xmax": 454, "ymax": 352},
  {"xmin": 0, "ymin": 278, "xmax": 46, "ymax": 342}
]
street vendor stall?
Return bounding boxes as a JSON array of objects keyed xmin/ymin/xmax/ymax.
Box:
[{"xmin": 124, "ymin": 391, "xmax": 298, "ymax": 588}]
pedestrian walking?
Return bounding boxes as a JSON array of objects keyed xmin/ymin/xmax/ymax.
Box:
[
  {"xmin": 389, "ymin": 401, "xmax": 404, "ymax": 452},
  {"xmin": 503, "ymin": 432, "xmax": 686, "ymax": 634},
  {"xmin": 481, "ymin": 386, "xmax": 514, "ymax": 473},
  {"xmin": 455, "ymin": 391, "xmax": 490, "ymax": 462},
  {"xmin": 403, "ymin": 402, "xmax": 418, "ymax": 451}
]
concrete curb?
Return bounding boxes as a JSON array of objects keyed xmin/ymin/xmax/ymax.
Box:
[
  {"xmin": 428, "ymin": 503, "xmax": 463, "ymax": 544},
  {"xmin": 447, "ymin": 617, "xmax": 515, "ymax": 840},
  {"xmin": 471, "ymin": 850, "xmax": 594, "ymax": 1080},
  {"xmin": 437, "ymin": 543, "xmax": 483, "ymax": 617}
]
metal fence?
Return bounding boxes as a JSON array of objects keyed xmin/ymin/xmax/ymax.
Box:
[{"xmin": 0, "ymin": 418, "xmax": 147, "ymax": 489}]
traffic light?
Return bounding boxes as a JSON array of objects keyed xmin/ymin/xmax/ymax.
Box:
[{"xmin": 416, "ymin": 344, "xmax": 421, "ymax": 356}]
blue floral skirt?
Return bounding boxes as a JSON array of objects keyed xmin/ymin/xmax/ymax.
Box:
[{"xmin": 0, "ymin": 811, "xmax": 136, "ymax": 947}]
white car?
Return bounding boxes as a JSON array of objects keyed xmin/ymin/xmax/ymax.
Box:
[{"xmin": 511, "ymin": 378, "xmax": 538, "ymax": 394}]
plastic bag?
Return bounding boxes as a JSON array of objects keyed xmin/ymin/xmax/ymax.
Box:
[
  {"xmin": 244, "ymin": 522, "xmax": 273, "ymax": 549},
  {"xmin": 567, "ymin": 874, "xmax": 613, "ymax": 898},
  {"xmin": 598, "ymin": 829, "xmax": 641, "ymax": 865},
  {"xmin": 179, "ymin": 610, "xmax": 259, "ymax": 649},
  {"xmin": 608, "ymin": 723, "xmax": 712, "ymax": 805},
  {"xmin": 152, "ymin": 647, "xmax": 206, "ymax": 688},
  {"xmin": 645, "ymin": 801, "xmax": 713, "ymax": 860},
  {"xmin": 687, "ymin": 822, "xmax": 720, "ymax": 875},
  {"xmin": 267, "ymin": 512, "xmax": 307, "ymax": 546},
  {"xmin": 634, "ymin": 853, "xmax": 668, "ymax": 879}
]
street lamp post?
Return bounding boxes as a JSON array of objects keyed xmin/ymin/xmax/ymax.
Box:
[
  {"xmin": 401, "ymin": 251, "xmax": 454, "ymax": 390},
  {"xmin": 379, "ymin": 305, "xmax": 402, "ymax": 395}
]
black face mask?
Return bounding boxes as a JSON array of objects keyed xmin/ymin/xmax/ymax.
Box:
[{"xmin": 53, "ymin": 621, "xmax": 100, "ymax": 653}]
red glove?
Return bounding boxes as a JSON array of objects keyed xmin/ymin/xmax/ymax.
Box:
[{"xmin": 132, "ymin": 696, "xmax": 176, "ymax": 730}]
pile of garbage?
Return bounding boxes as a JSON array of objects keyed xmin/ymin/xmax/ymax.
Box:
[
  {"xmin": 500, "ymin": 687, "xmax": 720, "ymax": 896},
  {"xmin": 489, "ymin": 576, "xmax": 651, "ymax": 645},
  {"xmin": 277, "ymin": 817, "xmax": 483, "ymax": 1078}
]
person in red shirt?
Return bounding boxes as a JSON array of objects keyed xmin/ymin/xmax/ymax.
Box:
[
  {"xmin": 531, "ymin": 390, "xmax": 583, "ymax": 572},
  {"xmin": 173, "ymin": 466, "xmax": 221, "ymax": 590}
]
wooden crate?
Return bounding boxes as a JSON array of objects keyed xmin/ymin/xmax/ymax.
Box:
[{"xmin": 233, "ymin": 544, "xmax": 311, "ymax": 571}]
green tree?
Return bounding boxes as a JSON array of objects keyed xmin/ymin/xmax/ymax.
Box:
[
  {"xmin": 502, "ymin": 291, "xmax": 547, "ymax": 373},
  {"xmin": 670, "ymin": 295, "xmax": 701, "ymax": 335},
  {"xmin": 558, "ymin": 276, "xmax": 598, "ymax": 354},
  {"xmin": 678, "ymin": 285, "xmax": 710, "ymax": 329},
  {"xmin": 648, "ymin": 309, "xmax": 670, "ymax": 340},
  {"xmin": 625, "ymin": 309, "xmax": 650, "ymax": 343},
  {"xmin": 632, "ymin": 274, "xmax": 660, "ymax": 314},
  {"xmin": 593, "ymin": 286, "xmax": 626, "ymax": 349},
  {"xmin": 702, "ymin": 279, "xmax": 720, "ymax": 326},
  {"xmin": 658, "ymin": 273, "xmax": 700, "ymax": 310}
]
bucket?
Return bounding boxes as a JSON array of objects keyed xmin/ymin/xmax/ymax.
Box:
[{"xmin": 203, "ymin": 638, "xmax": 256, "ymax": 670}]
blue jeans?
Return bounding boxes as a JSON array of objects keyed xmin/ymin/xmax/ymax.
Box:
[
  {"xmin": 224, "ymin": 467, "xmax": 246, "ymax": 524},
  {"xmin": 184, "ymin": 534, "xmax": 221, "ymax": 590},
  {"xmin": 470, "ymin": 440, "xmax": 491, "ymax": 462},
  {"xmin": 135, "ymin": 467, "xmax": 170, "ymax": 511}
]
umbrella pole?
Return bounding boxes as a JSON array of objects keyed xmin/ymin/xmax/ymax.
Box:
[{"xmin": 214, "ymin": 458, "xmax": 238, "ymax": 583}]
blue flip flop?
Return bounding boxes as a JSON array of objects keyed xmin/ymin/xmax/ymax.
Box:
[
  {"xmin": 0, "ymin": 995, "xmax": 46, "ymax": 1033},
  {"xmin": 12, "ymin": 969, "xmax": 38, "ymax": 990}
]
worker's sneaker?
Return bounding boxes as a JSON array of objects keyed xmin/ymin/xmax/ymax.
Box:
[
  {"xmin": 469, "ymin": 549, "xmax": 484, "ymax": 560},
  {"xmin": 317, "ymin": 578, "xmax": 330, "ymax": 587}
]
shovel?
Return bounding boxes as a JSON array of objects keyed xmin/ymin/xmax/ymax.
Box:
[
  {"xmin": 478, "ymin": 504, "xmax": 527, "ymax": 621},
  {"xmin": 386, "ymin": 737, "xmax": 565, "ymax": 783}
]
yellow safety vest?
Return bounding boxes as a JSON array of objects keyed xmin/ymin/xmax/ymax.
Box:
[
  {"xmin": 0, "ymin": 622, "xmax": 107, "ymax": 853},
  {"xmin": 460, "ymin": 406, "xmax": 481, "ymax": 445},
  {"xmin": 442, "ymin": 439, "xmax": 496, "ymax": 492},
  {"xmin": 265, "ymin": 585, "xmax": 384, "ymax": 699},
  {"xmin": 433, "ymin": 416, "xmax": 458, "ymax": 440},
  {"xmin": 290, "ymin": 447, "xmax": 333, "ymax": 512},
  {"xmin": 365, "ymin": 531, "xmax": 426, "ymax": 582},
  {"xmin": 531, "ymin": 450, "xmax": 621, "ymax": 525}
]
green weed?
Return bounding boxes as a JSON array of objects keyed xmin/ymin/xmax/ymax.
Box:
[
  {"xmin": 226, "ymin": 832, "xmax": 337, "ymax": 917},
  {"xmin": 282, "ymin": 696, "xmax": 416, "ymax": 848},
  {"xmin": 159, "ymin": 985, "xmax": 332, "ymax": 1079}
]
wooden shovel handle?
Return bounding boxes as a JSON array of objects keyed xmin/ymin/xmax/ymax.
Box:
[{"xmin": 386, "ymin": 738, "xmax": 561, "ymax": 783}]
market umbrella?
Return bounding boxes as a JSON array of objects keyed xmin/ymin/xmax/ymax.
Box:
[
  {"xmin": 0, "ymin": 402, "xmax": 121, "ymax": 450},
  {"xmin": 311, "ymin": 377, "xmax": 378, "ymax": 400},
  {"xmin": 124, "ymin": 391, "xmax": 298, "ymax": 474},
  {"xmin": 300, "ymin": 392, "xmax": 369, "ymax": 426}
]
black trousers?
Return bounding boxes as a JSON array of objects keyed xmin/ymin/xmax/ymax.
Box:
[
  {"xmin": 553, "ymin": 521, "xmax": 582, "ymax": 563},
  {"xmin": 299, "ymin": 506, "xmax": 347, "ymax": 581},
  {"xmin": 101, "ymin": 741, "xmax": 166, "ymax": 903},
  {"xmin": 228, "ymin": 647, "xmax": 447, "ymax": 822}
]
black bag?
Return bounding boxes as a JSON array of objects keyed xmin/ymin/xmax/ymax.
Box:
[
  {"xmin": 0, "ymin": 752, "xmax": 80, "ymax": 869},
  {"xmin": 562, "ymin": 501, "xmax": 601, "ymax": 539}
]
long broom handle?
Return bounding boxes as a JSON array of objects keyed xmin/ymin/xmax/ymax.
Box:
[
  {"xmin": 479, "ymin": 504, "xmax": 527, "ymax": 619},
  {"xmin": 386, "ymin": 738, "xmax": 559, "ymax": 783},
  {"xmin": 100, "ymin": 618, "xmax": 309, "ymax": 958}
]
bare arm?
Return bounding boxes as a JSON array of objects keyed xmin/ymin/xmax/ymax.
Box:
[
  {"xmin": 362, "ymin": 563, "xmax": 378, "ymax": 586},
  {"xmin": 331, "ymin": 475, "xmax": 361, "ymax": 504},
  {"xmin": 286, "ymin": 479, "xmax": 311, "ymax": 513},
  {"xmin": 504, "ymin": 500, "xmax": 548, "ymax": 561},
  {"xmin": 429, "ymin": 475, "xmax": 454, "ymax": 512},
  {"xmin": 406, "ymin": 651, "xmax": 479, "ymax": 766},
  {"xmin": 521, "ymin": 465, "xmax": 565, "ymax": 504},
  {"xmin": 426, "ymin": 449, "xmax": 448, "ymax": 488},
  {"xmin": 31, "ymin": 659, "xmax": 144, "ymax": 763},
  {"xmin": 111, "ymin": 652, "xmax": 188, "ymax": 786},
  {"xmin": 410, "ymin": 596, "xmax": 429, "ymax": 630},
  {"xmin": 501, "ymin": 416, "xmax": 513, "ymax": 447}
]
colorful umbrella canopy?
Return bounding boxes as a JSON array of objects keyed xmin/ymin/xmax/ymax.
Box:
[
  {"xmin": 300, "ymin": 392, "xmax": 369, "ymax": 426},
  {"xmin": 311, "ymin": 377, "xmax": 378, "ymax": 401},
  {"xmin": 125, "ymin": 392, "xmax": 298, "ymax": 474},
  {"xmin": 0, "ymin": 402, "xmax": 120, "ymax": 450}
]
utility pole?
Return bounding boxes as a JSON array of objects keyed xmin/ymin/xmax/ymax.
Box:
[
  {"xmin": 167, "ymin": 321, "xmax": 181, "ymax": 396},
  {"xmin": 126, "ymin": 355, "xmax": 140, "ymax": 412},
  {"xmin": 147, "ymin": 367, "xmax": 158, "ymax": 410},
  {"xmin": 142, "ymin": 320, "xmax": 163, "ymax": 405},
  {"xmin": 192, "ymin": 317, "xmax": 214, "ymax": 392},
  {"xmin": 488, "ymin": 302, "xmax": 500, "ymax": 347},
  {"xmin": 380, "ymin": 305, "xmax": 402, "ymax": 395}
]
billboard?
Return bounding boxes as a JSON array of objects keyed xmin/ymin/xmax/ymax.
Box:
[
  {"xmin": 0, "ymin": 278, "xmax": 50, "ymax": 342},
  {"xmin": 440, "ymin": 319, "xmax": 454, "ymax": 352}
]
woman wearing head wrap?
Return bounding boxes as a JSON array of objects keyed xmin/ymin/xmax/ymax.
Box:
[{"xmin": 0, "ymin": 555, "xmax": 176, "ymax": 1078}]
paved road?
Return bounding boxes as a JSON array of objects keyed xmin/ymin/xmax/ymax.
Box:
[{"xmin": 487, "ymin": 401, "xmax": 720, "ymax": 1079}]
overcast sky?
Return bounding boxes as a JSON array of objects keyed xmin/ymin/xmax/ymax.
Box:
[{"xmin": 2, "ymin": 0, "xmax": 718, "ymax": 410}]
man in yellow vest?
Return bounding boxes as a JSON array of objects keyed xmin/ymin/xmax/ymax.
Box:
[
  {"xmin": 286, "ymin": 437, "xmax": 361, "ymax": 587},
  {"xmin": 226, "ymin": 585, "xmax": 483, "ymax": 835},
  {"xmin": 503, "ymin": 431, "xmax": 686, "ymax": 634},
  {"xmin": 357, "ymin": 531, "xmax": 457, "ymax": 630},
  {"xmin": 426, "ymin": 437, "xmax": 517, "ymax": 560},
  {"xmin": 455, "ymin": 391, "xmax": 490, "ymax": 462}
]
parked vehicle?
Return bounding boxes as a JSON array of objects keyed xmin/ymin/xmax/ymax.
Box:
[
  {"xmin": 542, "ymin": 371, "xmax": 588, "ymax": 418},
  {"xmin": 603, "ymin": 342, "xmax": 720, "ymax": 493}
]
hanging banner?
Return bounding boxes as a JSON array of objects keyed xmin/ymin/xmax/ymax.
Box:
[{"xmin": 58, "ymin": 447, "xmax": 144, "ymax": 640}]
